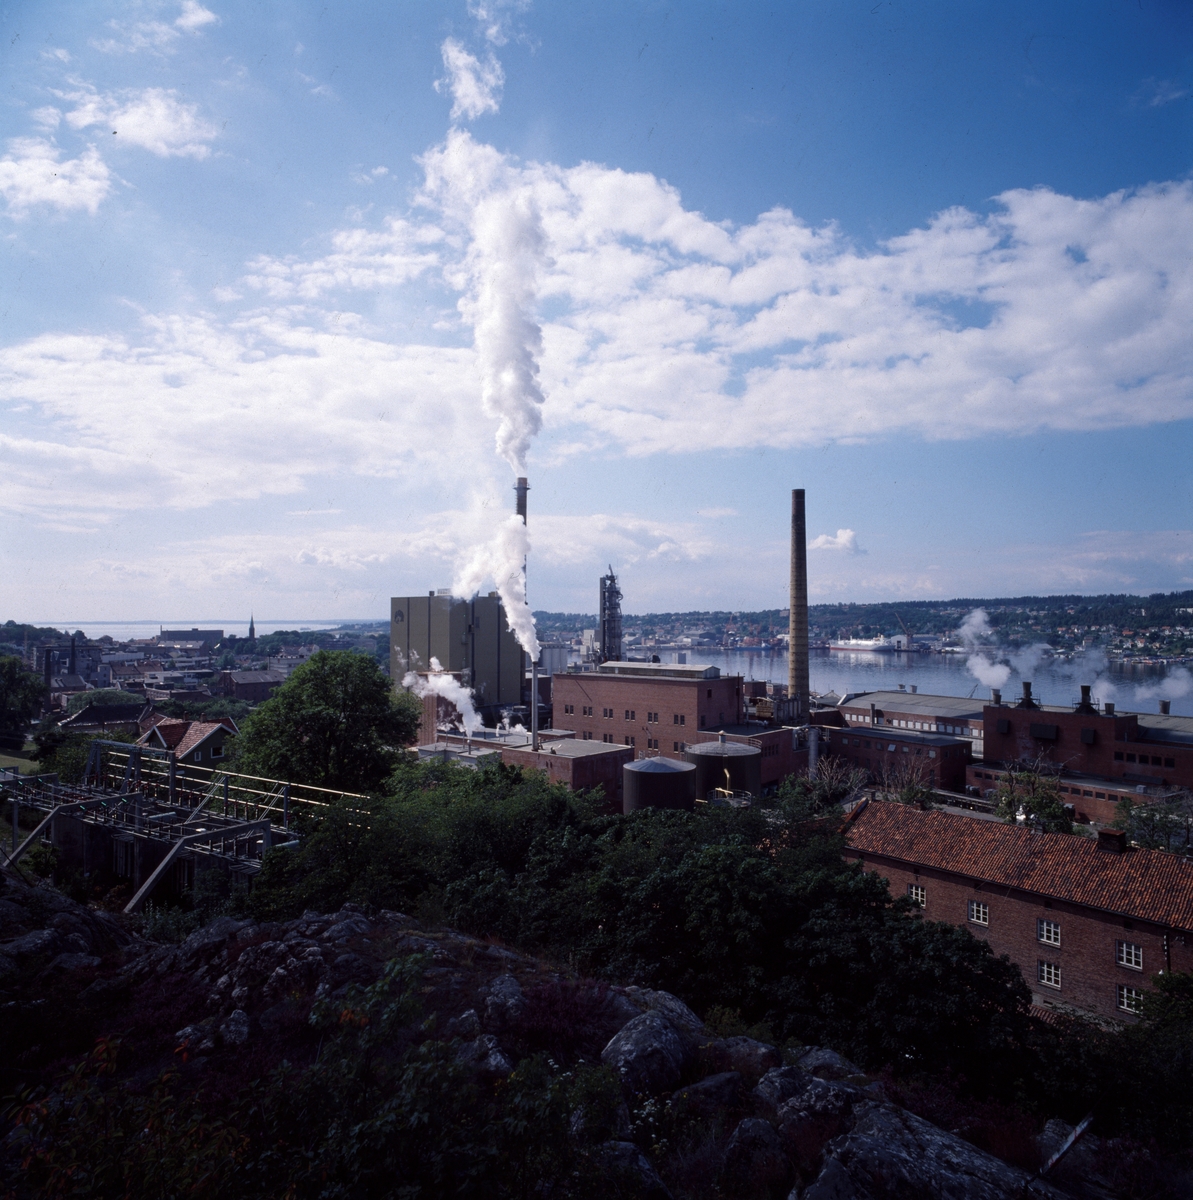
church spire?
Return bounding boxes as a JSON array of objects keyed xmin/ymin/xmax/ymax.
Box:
[{"xmin": 248, "ymin": 613, "xmax": 256, "ymax": 643}]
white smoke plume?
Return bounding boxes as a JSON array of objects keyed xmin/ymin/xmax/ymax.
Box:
[
  {"xmin": 1135, "ymin": 665, "xmax": 1193, "ymax": 703},
  {"xmin": 453, "ymin": 514, "xmax": 541, "ymax": 660},
  {"xmin": 422, "ymin": 127, "xmax": 548, "ymax": 660},
  {"xmin": 958, "ymin": 608, "xmax": 1011, "ymax": 690},
  {"xmin": 402, "ymin": 656, "xmax": 481, "ymax": 736},
  {"xmin": 1009, "ymin": 642, "xmax": 1054, "ymax": 678}
]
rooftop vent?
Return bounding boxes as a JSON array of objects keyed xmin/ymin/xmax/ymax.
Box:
[
  {"xmin": 1016, "ymin": 681, "xmax": 1039, "ymax": 709},
  {"xmin": 1160, "ymin": 699, "xmax": 1172, "ymax": 715},
  {"xmin": 1075, "ymin": 684, "xmax": 1098, "ymax": 715},
  {"xmin": 992, "ymin": 688, "xmax": 1002, "ymax": 705},
  {"xmin": 1104, "ymin": 702, "xmax": 1115, "ymax": 716}
]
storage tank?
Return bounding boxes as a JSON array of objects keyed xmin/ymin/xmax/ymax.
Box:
[
  {"xmin": 685, "ymin": 735, "xmax": 762, "ymax": 803},
  {"xmin": 622, "ymin": 756, "xmax": 697, "ymax": 815}
]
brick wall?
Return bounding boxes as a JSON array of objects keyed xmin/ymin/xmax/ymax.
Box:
[
  {"xmin": 844, "ymin": 848, "xmax": 1193, "ymax": 1022},
  {"xmin": 824, "ymin": 727, "xmax": 971, "ymax": 791}
]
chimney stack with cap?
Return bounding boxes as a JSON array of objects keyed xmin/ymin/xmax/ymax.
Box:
[
  {"xmin": 788, "ymin": 489, "xmax": 810, "ymax": 722},
  {"xmin": 992, "ymin": 688, "xmax": 1002, "ymax": 705},
  {"xmin": 1160, "ymin": 699, "xmax": 1172, "ymax": 715},
  {"xmin": 1017, "ymin": 681, "xmax": 1038, "ymax": 709}
]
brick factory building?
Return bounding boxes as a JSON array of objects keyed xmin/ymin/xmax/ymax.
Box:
[
  {"xmin": 551, "ymin": 662, "xmax": 809, "ymax": 791},
  {"xmin": 500, "ymin": 739, "xmax": 634, "ymax": 811},
  {"xmin": 822, "ymin": 726, "xmax": 972, "ymax": 792},
  {"xmin": 553, "ymin": 662, "xmax": 745, "ymax": 751},
  {"xmin": 843, "ymin": 801, "xmax": 1193, "ymax": 1023},
  {"xmin": 837, "ymin": 689, "xmax": 986, "ymax": 756},
  {"xmin": 981, "ymin": 684, "xmax": 1193, "ymax": 796}
]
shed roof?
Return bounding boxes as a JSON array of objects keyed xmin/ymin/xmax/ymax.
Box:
[{"xmin": 844, "ymin": 800, "xmax": 1193, "ymax": 930}]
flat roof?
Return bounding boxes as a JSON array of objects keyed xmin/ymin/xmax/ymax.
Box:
[
  {"xmin": 508, "ymin": 739, "xmax": 632, "ymax": 760},
  {"xmin": 831, "ymin": 727, "xmax": 969, "ymax": 747},
  {"xmin": 591, "ymin": 661, "xmax": 722, "ymax": 681},
  {"xmin": 838, "ymin": 691, "xmax": 986, "ymax": 719}
]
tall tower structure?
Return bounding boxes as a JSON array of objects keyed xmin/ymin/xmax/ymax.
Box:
[
  {"xmin": 599, "ymin": 567, "xmax": 623, "ymax": 664},
  {"xmin": 248, "ymin": 613, "xmax": 256, "ymax": 643},
  {"xmin": 788, "ymin": 489, "xmax": 810, "ymax": 721}
]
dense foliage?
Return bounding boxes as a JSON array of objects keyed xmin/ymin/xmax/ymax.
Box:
[
  {"xmin": 993, "ymin": 764, "xmax": 1074, "ymax": 834},
  {"xmin": 233, "ymin": 650, "xmax": 420, "ymax": 791},
  {"xmin": 0, "ymin": 655, "xmax": 45, "ymax": 747},
  {"xmin": 65, "ymin": 688, "xmax": 141, "ymax": 714}
]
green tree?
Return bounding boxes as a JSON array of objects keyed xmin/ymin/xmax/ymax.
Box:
[
  {"xmin": 233, "ymin": 650, "xmax": 419, "ymax": 792},
  {"xmin": 994, "ymin": 763, "xmax": 1073, "ymax": 833},
  {"xmin": 0, "ymin": 655, "xmax": 46, "ymax": 744},
  {"xmin": 1114, "ymin": 793, "xmax": 1193, "ymax": 853}
]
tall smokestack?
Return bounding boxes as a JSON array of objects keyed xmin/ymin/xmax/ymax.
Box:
[
  {"xmin": 788, "ymin": 488, "xmax": 809, "ymax": 722},
  {"xmin": 514, "ymin": 476, "xmax": 538, "ymax": 751}
]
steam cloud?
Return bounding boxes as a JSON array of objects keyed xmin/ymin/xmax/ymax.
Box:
[
  {"xmin": 402, "ymin": 656, "xmax": 481, "ymax": 736},
  {"xmin": 958, "ymin": 608, "xmax": 1011, "ymax": 689},
  {"xmin": 454, "ymin": 515, "xmax": 541, "ymax": 660},
  {"xmin": 425, "ymin": 28, "xmax": 548, "ymax": 664}
]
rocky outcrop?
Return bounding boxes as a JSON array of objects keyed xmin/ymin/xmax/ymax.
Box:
[{"xmin": 602, "ymin": 1009, "xmax": 690, "ymax": 1094}]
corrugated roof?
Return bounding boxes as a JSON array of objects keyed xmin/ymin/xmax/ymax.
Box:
[
  {"xmin": 838, "ymin": 691, "xmax": 986, "ymax": 719},
  {"xmin": 844, "ymin": 801, "xmax": 1193, "ymax": 930},
  {"xmin": 593, "ymin": 662, "xmax": 722, "ymax": 680}
]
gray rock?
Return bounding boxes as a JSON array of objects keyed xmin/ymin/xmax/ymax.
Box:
[
  {"xmin": 445, "ymin": 1008, "xmax": 481, "ymax": 1039},
  {"xmin": 220, "ymin": 1009, "xmax": 251, "ymax": 1046},
  {"xmin": 0, "ymin": 952, "xmax": 16, "ymax": 978},
  {"xmin": 775, "ymin": 1078, "xmax": 863, "ymax": 1172},
  {"xmin": 602, "ymin": 1011, "xmax": 689, "ymax": 1095},
  {"xmin": 800, "ymin": 1102, "xmax": 1065, "ymax": 1200},
  {"xmin": 754, "ymin": 1066, "xmax": 815, "ymax": 1113},
  {"xmin": 2, "ymin": 928, "xmax": 62, "ymax": 958},
  {"xmin": 623, "ymin": 985, "xmax": 704, "ymax": 1033},
  {"xmin": 596, "ymin": 1141, "xmax": 673, "ymax": 1200},
  {"xmin": 457, "ymin": 1033, "xmax": 512, "ymax": 1077},
  {"xmin": 484, "ymin": 973, "xmax": 525, "ymax": 1028},
  {"xmin": 179, "ymin": 917, "xmax": 251, "ymax": 959},
  {"xmin": 672, "ymin": 1071, "xmax": 744, "ymax": 1118},
  {"xmin": 796, "ymin": 1046, "xmax": 863, "ymax": 1081},
  {"xmin": 720, "ymin": 1036, "xmax": 782, "ymax": 1080},
  {"xmin": 322, "ymin": 915, "xmax": 372, "ymax": 942},
  {"xmin": 721, "ymin": 1117, "xmax": 791, "ymax": 1197},
  {"xmin": 46, "ymin": 952, "xmax": 101, "ymax": 972}
]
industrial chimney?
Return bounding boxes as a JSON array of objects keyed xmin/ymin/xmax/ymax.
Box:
[
  {"xmin": 599, "ymin": 567, "xmax": 623, "ymax": 664},
  {"xmin": 1161, "ymin": 699, "xmax": 1172, "ymax": 715},
  {"xmin": 514, "ymin": 476, "xmax": 538, "ymax": 751},
  {"xmin": 788, "ymin": 489, "xmax": 810, "ymax": 722}
]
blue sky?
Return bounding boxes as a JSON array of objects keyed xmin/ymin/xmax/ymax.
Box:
[{"xmin": 1, "ymin": 0, "xmax": 1191, "ymax": 624}]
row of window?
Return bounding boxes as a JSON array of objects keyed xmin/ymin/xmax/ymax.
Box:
[
  {"xmin": 837, "ymin": 737, "xmax": 945, "ymax": 759},
  {"xmin": 1114, "ymin": 751, "xmax": 1176, "ymax": 768},
  {"xmin": 1037, "ymin": 964, "xmax": 1145, "ymax": 1014},
  {"xmin": 909, "ymin": 887, "xmax": 1146, "ymax": 971}
]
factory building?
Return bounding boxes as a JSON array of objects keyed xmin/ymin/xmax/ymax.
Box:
[
  {"xmin": 837, "ymin": 690, "xmax": 985, "ymax": 753},
  {"xmin": 390, "ymin": 590, "xmax": 523, "ymax": 715},
  {"xmin": 821, "ymin": 726, "xmax": 973, "ymax": 792},
  {"xmin": 552, "ymin": 662, "xmax": 744, "ymax": 751}
]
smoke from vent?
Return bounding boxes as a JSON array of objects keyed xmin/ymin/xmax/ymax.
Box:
[
  {"xmin": 958, "ymin": 608, "xmax": 1012, "ymax": 688},
  {"xmin": 454, "ymin": 514, "xmax": 541, "ymax": 660},
  {"xmin": 402, "ymin": 656, "xmax": 481, "ymax": 736}
]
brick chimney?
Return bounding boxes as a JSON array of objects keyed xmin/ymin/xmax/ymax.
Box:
[{"xmin": 1097, "ymin": 828, "xmax": 1126, "ymax": 854}]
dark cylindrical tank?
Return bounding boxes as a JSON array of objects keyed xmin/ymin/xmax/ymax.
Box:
[
  {"xmin": 684, "ymin": 738, "xmax": 762, "ymax": 801},
  {"xmin": 623, "ymin": 757, "xmax": 697, "ymax": 815}
]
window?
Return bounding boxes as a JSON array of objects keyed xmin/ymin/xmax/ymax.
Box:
[
  {"xmin": 673, "ymin": 741, "xmax": 680, "ymax": 751},
  {"xmin": 1114, "ymin": 751, "xmax": 1124, "ymax": 761},
  {"xmin": 1116, "ymin": 941, "xmax": 1143, "ymax": 971},
  {"xmin": 968, "ymin": 900, "xmax": 988, "ymax": 926},
  {"xmin": 673, "ymin": 714, "xmax": 679, "ymax": 724},
  {"xmin": 1126, "ymin": 754, "xmax": 1137, "ymax": 763},
  {"xmin": 680, "ymin": 714, "xmax": 685, "ymax": 726},
  {"xmin": 1165, "ymin": 758, "xmax": 1176, "ymax": 768},
  {"xmin": 1038, "ymin": 919, "xmax": 1061, "ymax": 946},
  {"xmin": 582, "ymin": 731, "xmax": 592, "ymax": 740},
  {"xmin": 907, "ymin": 884, "xmax": 925, "ymax": 907},
  {"xmin": 1038, "ymin": 960, "xmax": 1061, "ymax": 989},
  {"xmin": 211, "ymin": 745, "xmax": 224, "ymax": 759},
  {"xmin": 194, "ymin": 751, "xmax": 203, "ymax": 763},
  {"xmin": 1117, "ymin": 984, "xmax": 1144, "ymax": 1014},
  {"xmin": 706, "ymin": 688, "xmax": 713, "ymax": 698}
]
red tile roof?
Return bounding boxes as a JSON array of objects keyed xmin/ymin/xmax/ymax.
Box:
[
  {"xmin": 844, "ymin": 800, "xmax": 1193, "ymax": 931},
  {"xmin": 138, "ymin": 716, "xmax": 237, "ymax": 756}
]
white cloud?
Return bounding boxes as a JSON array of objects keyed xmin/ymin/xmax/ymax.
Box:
[
  {"xmin": 0, "ymin": 137, "xmax": 111, "ymax": 216},
  {"xmin": 436, "ymin": 38, "xmax": 504, "ymax": 121},
  {"xmin": 1134, "ymin": 77, "xmax": 1190, "ymax": 108},
  {"xmin": 467, "ymin": 0, "xmax": 530, "ymax": 45},
  {"xmin": 64, "ymin": 87, "xmax": 217, "ymax": 159},
  {"xmin": 94, "ymin": 1, "xmax": 219, "ymax": 54},
  {"xmin": 242, "ymin": 217, "xmax": 442, "ymax": 299},
  {"xmin": 809, "ymin": 529, "xmax": 861, "ymax": 554}
]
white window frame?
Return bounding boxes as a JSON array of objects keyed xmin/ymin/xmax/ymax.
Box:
[
  {"xmin": 1038, "ymin": 960, "xmax": 1061, "ymax": 989},
  {"xmin": 1116, "ymin": 941, "xmax": 1143, "ymax": 971},
  {"xmin": 1037, "ymin": 918, "xmax": 1061, "ymax": 947},
  {"xmin": 968, "ymin": 899, "xmax": 989, "ymax": 926},
  {"xmin": 907, "ymin": 883, "xmax": 925, "ymax": 907},
  {"xmin": 1116, "ymin": 983, "xmax": 1144, "ymax": 1014}
]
